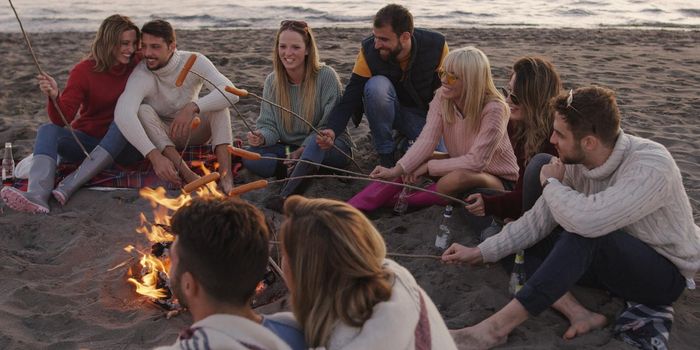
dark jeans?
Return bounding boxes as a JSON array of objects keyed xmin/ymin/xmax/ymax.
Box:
[{"xmin": 516, "ymin": 229, "xmax": 686, "ymax": 316}]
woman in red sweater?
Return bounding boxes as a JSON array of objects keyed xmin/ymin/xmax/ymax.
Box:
[
  {"xmin": 1, "ymin": 14, "xmax": 141, "ymax": 214},
  {"xmin": 466, "ymin": 57, "xmax": 562, "ymax": 239}
]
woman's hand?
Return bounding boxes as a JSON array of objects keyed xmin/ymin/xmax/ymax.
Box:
[
  {"xmin": 315, "ymin": 129, "xmax": 335, "ymax": 150},
  {"xmin": 465, "ymin": 193, "xmax": 485, "ymax": 216},
  {"xmin": 247, "ymin": 131, "xmax": 265, "ymax": 147},
  {"xmin": 37, "ymin": 73, "xmax": 58, "ymax": 99},
  {"xmin": 441, "ymin": 243, "xmax": 483, "ymax": 265},
  {"xmin": 370, "ymin": 165, "xmax": 402, "ymax": 179}
]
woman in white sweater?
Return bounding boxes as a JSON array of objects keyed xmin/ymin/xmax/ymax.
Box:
[{"xmin": 279, "ymin": 195, "xmax": 457, "ymax": 350}]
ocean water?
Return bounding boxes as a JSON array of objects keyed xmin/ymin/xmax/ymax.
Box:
[{"xmin": 1, "ymin": 0, "xmax": 698, "ymax": 32}]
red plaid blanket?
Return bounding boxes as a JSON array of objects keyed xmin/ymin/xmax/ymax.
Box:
[{"xmin": 11, "ymin": 144, "xmax": 242, "ymax": 191}]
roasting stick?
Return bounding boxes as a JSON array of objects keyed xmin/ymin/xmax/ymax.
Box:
[
  {"xmin": 267, "ymin": 241, "xmax": 441, "ymax": 260},
  {"xmin": 8, "ymin": 0, "xmax": 92, "ymax": 160},
  {"xmin": 175, "ymin": 54, "xmax": 256, "ymax": 133},
  {"xmin": 228, "ymin": 146, "xmax": 367, "ymax": 178},
  {"xmin": 228, "ymin": 175, "xmax": 469, "ymax": 207},
  {"xmin": 225, "ymin": 85, "xmax": 364, "ymax": 173}
]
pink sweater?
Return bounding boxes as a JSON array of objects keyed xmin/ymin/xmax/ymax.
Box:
[{"xmin": 397, "ymin": 88, "xmax": 518, "ymax": 181}]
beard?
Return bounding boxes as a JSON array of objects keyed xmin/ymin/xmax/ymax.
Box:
[
  {"xmin": 559, "ymin": 143, "xmax": 586, "ymax": 164},
  {"xmin": 379, "ymin": 42, "xmax": 403, "ymax": 62},
  {"xmin": 170, "ymin": 270, "xmax": 188, "ymax": 308}
]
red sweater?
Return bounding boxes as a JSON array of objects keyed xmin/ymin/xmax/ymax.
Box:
[
  {"xmin": 47, "ymin": 58, "xmax": 138, "ymax": 138},
  {"xmin": 482, "ymin": 122, "xmax": 558, "ymax": 220}
]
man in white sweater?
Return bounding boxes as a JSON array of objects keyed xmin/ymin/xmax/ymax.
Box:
[
  {"xmin": 115, "ymin": 20, "xmax": 238, "ymax": 193},
  {"xmin": 443, "ymin": 86, "xmax": 700, "ymax": 348}
]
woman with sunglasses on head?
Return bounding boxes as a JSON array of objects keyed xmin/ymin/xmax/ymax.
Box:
[
  {"xmin": 370, "ymin": 47, "xmax": 518, "ymax": 202},
  {"xmin": 242, "ymin": 20, "xmax": 350, "ymax": 210},
  {"xmin": 1, "ymin": 14, "xmax": 142, "ymax": 214},
  {"xmin": 279, "ymin": 195, "xmax": 457, "ymax": 349},
  {"xmin": 465, "ymin": 57, "xmax": 561, "ymax": 237}
]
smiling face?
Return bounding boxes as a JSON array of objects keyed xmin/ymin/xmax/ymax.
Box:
[
  {"xmin": 112, "ymin": 29, "xmax": 138, "ymax": 65},
  {"xmin": 372, "ymin": 25, "xmax": 404, "ymax": 61},
  {"xmin": 141, "ymin": 33, "xmax": 175, "ymax": 70},
  {"xmin": 440, "ymin": 68, "xmax": 463, "ymax": 101},
  {"xmin": 278, "ymin": 29, "xmax": 308, "ymax": 77}
]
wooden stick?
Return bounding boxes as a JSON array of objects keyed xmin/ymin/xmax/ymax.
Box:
[
  {"xmin": 9, "ymin": 0, "xmax": 92, "ymax": 160},
  {"xmin": 229, "ymin": 86, "xmax": 364, "ymax": 173},
  {"xmin": 185, "ymin": 70, "xmax": 256, "ymax": 133},
  {"xmin": 269, "ymin": 241, "xmax": 441, "ymax": 260},
  {"xmin": 267, "ymin": 174, "xmax": 468, "ymax": 206}
]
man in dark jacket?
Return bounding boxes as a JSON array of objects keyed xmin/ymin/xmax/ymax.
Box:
[{"xmin": 316, "ymin": 3, "xmax": 448, "ymax": 167}]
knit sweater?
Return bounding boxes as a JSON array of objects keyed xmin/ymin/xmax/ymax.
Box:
[
  {"xmin": 48, "ymin": 58, "xmax": 138, "ymax": 138},
  {"xmin": 323, "ymin": 259, "xmax": 456, "ymax": 350},
  {"xmin": 154, "ymin": 314, "xmax": 291, "ymax": 350},
  {"xmin": 479, "ymin": 130, "xmax": 700, "ymax": 279},
  {"xmin": 482, "ymin": 122, "xmax": 558, "ymax": 220},
  {"xmin": 114, "ymin": 50, "xmax": 238, "ymax": 156},
  {"xmin": 256, "ymin": 65, "xmax": 346, "ymax": 147},
  {"xmin": 396, "ymin": 88, "xmax": 518, "ymax": 180}
]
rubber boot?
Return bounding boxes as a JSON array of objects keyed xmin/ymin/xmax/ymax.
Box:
[
  {"xmin": 52, "ymin": 145, "xmax": 113, "ymax": 205},
  {"xmin": 0, "ymin": 154, "xmax": 56, "ymax": 213}
]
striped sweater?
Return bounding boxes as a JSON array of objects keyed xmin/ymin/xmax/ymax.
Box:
[
  {"xmin": 479, "ymin": 130, "xmax": 700, "ymax": 279},
  {"xmin": 396, "ymin": 88, "xmax": 518, "ymax": 181}
]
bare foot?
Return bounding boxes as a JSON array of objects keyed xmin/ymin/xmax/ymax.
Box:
[
  {"xmin": 563, "ymin": 310, "xmax": 607, "ymax": 339},
  {"xmin": 450, "ymin": 325, "xmax": 506, "ymax": 350}
]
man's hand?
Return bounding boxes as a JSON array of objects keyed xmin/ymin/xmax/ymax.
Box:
[
  {"xmin": 37, "ymin": 73, "xmax": 58, "ymax": 99},
  {"xmin": 465, "ymin": 193, "xmax": 485, "ymax": 216},
  {"xmin": 441, "ymin": 243, "xmax": 484, "ymax": 265},
  {"xmin": 315, "ymin": 129, "xmax": 335, "ymax": 150},
  {"xmin": 540, "ymin": 156, "xmax": 565, "ymax": 187},
  {"xmin": 147, "ymin": 150, "xmax": 181, "ymax": 185},
  {"xmin": 283, "ymin": 146, "xmax": 304, "ymax": 168},
  {"xmin": 247, "ymin": 130, "xmax": 265, "ymax": 147},
  {"xmin": 370, "ymin": 165, "xmax": 403, "ymax": 179},
  {"xmin": 170, "ymin": 102, "xmax": 199, "ymax": 140}
]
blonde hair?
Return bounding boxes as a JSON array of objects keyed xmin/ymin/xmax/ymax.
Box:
[
  {"xmin": 510, "ymin": 57, "xmax": 562, "ymax": 162},
  {"xmin": 280, "ymin": 195, "xmax": 392, "ymax": 347},
  {"xmin": 272, "ymin": 22, "xmax": 321, "ymax": 133},
  {"xmin": 89, "ymin": 14, "xmax": 139, "ymax": 72},
  {"xmin": 440, "ymin": 47, "xmax": 507, "ymax": 131}
]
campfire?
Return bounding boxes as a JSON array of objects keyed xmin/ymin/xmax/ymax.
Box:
[{"xmin": 122, "ymin": 165, "xmax": 284, "ymax": 313}]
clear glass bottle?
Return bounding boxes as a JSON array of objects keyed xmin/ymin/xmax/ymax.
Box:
[
  {"xmin": 2, "ymin": 142, "xmax": 14, "ymax": 186},
  {"xmin": 434, "ymin": 205, "xmax": 453, "ymax": 250},
  {"xmin": 509, "ymin": 250, "xmax": 527, "ymax": 295}
]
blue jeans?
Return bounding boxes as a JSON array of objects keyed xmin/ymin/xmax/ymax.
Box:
[
  {"xmin": 363, "ymin": 76, "xmax": 428, "ymax": 155},
  {"xmin": 34, "ymin": 122, "xmax": 142, "ymax": 165},
  {"xmin": 516, "ymin": 229, "xmax": 686, "ymax": 316},
  {"xmin": 243, "ymin": 139, "xmax": 351, "ymax": 179}
]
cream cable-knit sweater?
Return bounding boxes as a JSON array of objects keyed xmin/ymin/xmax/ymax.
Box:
[
  {"xmin": 115, "ymin": 50, "xmax": 238, "ymax": 156},
  {"xmin": 479, "ymin": 130, "xmax": 700, "ymax": 280}
]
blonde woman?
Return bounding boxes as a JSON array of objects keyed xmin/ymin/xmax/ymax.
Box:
[
  {"xmin": 1, "ymin": 14, "xmax": 141, "ymax": 213},
  {"xmin": 279, "ymin": 195, "xmax": 456, "ymax": 349},
  {"xmin": 370, "ymin": 47, "xmax": 517, "ymax": 197},
  {"xmin": 242, "ymin": 21, "xmax": 350, "ymax": 209}
]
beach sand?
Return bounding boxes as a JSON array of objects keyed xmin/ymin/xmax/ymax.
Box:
[{"xmin": 0, "ymin": 27, "xmax": 698, "ymax": 349}]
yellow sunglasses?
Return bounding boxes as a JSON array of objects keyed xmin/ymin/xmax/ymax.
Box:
[{"xmin": 438, "ymin": 68, "xmax": 459, "ymax": 85}]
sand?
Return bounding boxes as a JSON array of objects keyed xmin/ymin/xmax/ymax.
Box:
[{"xmin": 0, "ymin": 27, "xmax": 698, "ymax": 349}]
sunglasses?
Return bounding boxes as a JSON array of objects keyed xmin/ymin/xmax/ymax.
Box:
[
  {"xmin": 280, "ymin": 20, "xmax": 309, "ymax": 31},
  {"xmin": 438, "ymin": 68, "xmax": 459, "ymax": 85},
  {"xmin": 500, "ymin": 87, "xmax": 519, "ymax": 106}
]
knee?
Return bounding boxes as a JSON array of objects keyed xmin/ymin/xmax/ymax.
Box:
[
  {"xmin": 531, "ymin": 153, "xmax": 553, "ymax": 168},
  {"xmin": 137, "ymin": 104, "xmax": 158, "ymax": 120},
  {"xmin": 37, "ymin": 123, "xmax": 62, "ymax": 137},
  {"xmin": 364, "ymin": 76, "xmax": 394, "ymax": 100},
  {"xmin": 436, "ymin": 170, "xmax": 466, "ymax": 194}
]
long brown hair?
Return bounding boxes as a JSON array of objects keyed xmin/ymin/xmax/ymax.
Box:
[
  {"xmin": 89, "ymin": 14, "xmax": 139, "ymax": 72},
  {"xmin": 510, "ymin": 57, "xmax": 562, "ymax": 162},
  {"xmin": 440, "ymin": 47, "xmax": 507, "ymax": 132},
  {"xmin": 272, "ymin": 20, "xmax": 320, "ymax": 133},
  {"xmin": 280, "ymin": 196, "xmax": 392, "ymax": 347}
]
